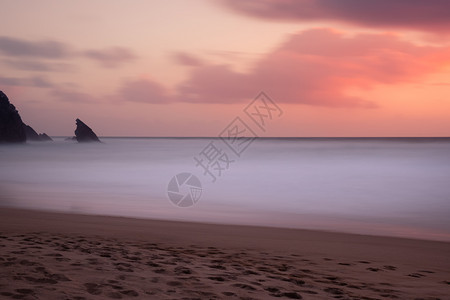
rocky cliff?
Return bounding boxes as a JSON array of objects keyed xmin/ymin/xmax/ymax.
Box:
[{"xmin": 0, "ymin": 91, "xmax": 26, "ymax": 143}]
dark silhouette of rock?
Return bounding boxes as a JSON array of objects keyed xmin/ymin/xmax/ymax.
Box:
[
  {"xmin": 39, "ymin": 133, "xmax": 53, "ymax": 141},
  {"xmin": 75, "ymin": 119, "xmax": 100, "ymax": 142},
  {"xmin": 23, "ymin": 124, "xmax": 53, "ymax": 141},
  {"xmin": 0, "ymin": 91, "xmax": 26, "ymax": 143},
  {"xmin": 23, "ymin": 124, "xmax": 40, "ymax": 141}
]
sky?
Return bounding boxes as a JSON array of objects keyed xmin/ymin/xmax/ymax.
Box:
[{"xmin": 1, "ymin": 0, "xmax": 450, "ymax": 137}]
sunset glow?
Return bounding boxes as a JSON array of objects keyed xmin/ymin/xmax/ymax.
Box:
[{"xmin": 1, "ymin": 0, "xmax": 449, "ymax": 137}]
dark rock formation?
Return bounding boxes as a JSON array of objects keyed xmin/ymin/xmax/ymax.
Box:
[
  {"xmin": 23, "ymin": 124, "xmax": 53, "ymax": 142},
  {"xmin": 75, "ymin": 119, "xmax": 100, "ymax": 142},
  {"xmin": 39, "ymin": 133, "xmax": 53, "ymax": 141},
  {"xmin": 0, "ymin": 91, "xmax": 52, "ymax": 143},
  {"xmin": 0, "ymin": 91, "xmax": 26, "ymax": 143},
  {"xmin": 23, "ymin": 124, "xmax": 40, "ymax": 141}
]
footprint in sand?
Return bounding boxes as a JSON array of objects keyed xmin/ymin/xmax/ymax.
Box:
[
  {"xmin": 300, "ymin": 289, "xmax": 318, "ymax": 294},
  {"xmin": 15, "ymin": 288, "xmax": 34, "ymax": 295},
  {"xmin": 107, "ymin": 283, "xmax": 123, "ymax": 290},
  {"xmin": 208, "ymin": 276, "xmax": 226, "ymax": 282},
  {"xmin": 264, "ymin": 287, "xmax": 302, "ymax": 299},
  {"xmin": 367, "ymin": 267, "xmax": 381, "ymax": 272},
  {"xmin": 166, "ymin": 281, "xmax": 182, "ymax": 287},
  {"xmin": 208, "ymin": 264, "xmax": 226, "ymax": 270},
  {"xmin": 286, "ymin": 277, "xmax": 306, "ymax": 286},
  {"xmin": 145, "ymin": 261, "xmax": 161, "ymax": 268},
  {"xmin": 243, "ymin": 270, "xmax": 259, "ymax": 275},
  {"xmin": 24, "ymin": 276, "xmax": 58, "ymax": 284},
  {"xmin": 120, "ymin": 290, "xmax": 139, "ymax": 297},
  {"xmin": 324, "ymin": 287, "xmax": 344, "ymax": 295},
  {"xmin": 124, "ymin": 256, "xmax": 141, "ymax": 262},
  {"xmin": 281, "ymin": 292, "xmax": 302, "ymax": 299},
  {"xmin": 324, "ymin": 276, "xmax": 339, "ymax": 281},
  {"xmin": 19, "ymin": 259, "xmax": 39, "ymax": 266},
  {"xmin": 299, "ymin": 269, "xmax": 313, "ymax": 274},
  {"xmin": 174, "ymin": 266, "xmax": 192, "ymax": 275},
  {"xmin": 106, "ymin": 291, "xmax": 122, "ymax": 299},
  {"xmin": 84, "ymin": 283, "xmax": 102, "ymax": 295},
  {"xmin": 418, "ymin": 270, "xmax": 434, "ymax": 274},
  {"xmin": 232, "ymin": 283, "xmax": 257, "ymax": 291},
  {"xmin": 277, "ymin": 264, "xmax": 291, "ymax": 271},
  {"xmin": 407, "ymin": 273, "xmax": 425, "ymax": 278}
]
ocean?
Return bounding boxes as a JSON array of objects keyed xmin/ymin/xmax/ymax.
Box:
[{"xmin": 1, "ymin": 137, "xmax": 449, "ymax": 241}]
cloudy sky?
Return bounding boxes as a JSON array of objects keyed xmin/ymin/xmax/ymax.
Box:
[{"xmin": 1, "ymin": 0, "xmax": 450, "ymax": 137}]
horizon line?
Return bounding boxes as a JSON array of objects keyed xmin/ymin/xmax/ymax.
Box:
[{"xmin": 51, "ymin": 136, "xmax": 450, "ymax": 139}]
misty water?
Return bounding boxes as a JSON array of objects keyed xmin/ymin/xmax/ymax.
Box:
[{"xmin": 1, "ymin": 138, "xmax": 449, "ymax": 241}]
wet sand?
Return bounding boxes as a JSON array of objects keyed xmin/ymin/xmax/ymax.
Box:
[{"xmin": 0, "ymin": 207, "xmax": 449, "ymax": 299}]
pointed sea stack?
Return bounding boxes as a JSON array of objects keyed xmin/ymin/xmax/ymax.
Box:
[
  {"xmin": 0, "ymin": 91, "xmax": 26, "ymax": 143},
  {"xmin": 74, "ymin": 119, "xmax": 100, "ymax": 142}
]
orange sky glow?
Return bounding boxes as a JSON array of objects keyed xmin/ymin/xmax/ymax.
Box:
[{"xmin": 1, "ymin": 0, "xmax": 450, "ymax": 137}]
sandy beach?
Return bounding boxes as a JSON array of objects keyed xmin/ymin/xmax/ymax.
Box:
[
  {"xmin": 2, "ymin": 0, "xmax": 450, "ymax": 299},
  {"xmin": 0, "ymin": 207, "xmax": 449, "ymax": 299}
]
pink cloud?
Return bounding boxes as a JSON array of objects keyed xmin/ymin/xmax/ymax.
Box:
[
  {"xmin": 174, "ymin": 28, "xmax": 450, "ymax": 107},
  {"xmin": 177, "ymin": 65, "xmax": 253, "ymax": 103},
  {"xmin": 3, "ymin": 59, "xmax": 73, "ymax": 72},
  {"xmin": 0, "ymin": 36, "xmax": 70, "ymax": 58},
  {"xmin": 0, "ymin": 75, "xmax": 54, "ymax": 88},
  {"xmin": 51, "ymin": 88, "xmax": 98, "ymax": 103},
  {"xmin": 110, "ymin": 28, "xmax": 449, "ymax": 108},
  {"xmin": 220, "ymin": 0, "xmax": 450, "ymax": 32},
  {"xmin": 117, "ymin": 78, "xmax": 169, "ymax": 103},
  {"xmin": 172, "ymin": 52, "xmax": 204, "ymax": 67},
  {"xmin": 83, "ymin": 47, "xmax": 137, "ymax": 68},
  {"xmin": 0, "ymin": 36, "xmax": 137, "ymax": 71}
]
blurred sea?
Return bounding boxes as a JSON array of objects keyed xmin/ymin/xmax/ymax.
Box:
[{"xmin": 1, "ymin": 137, "xmax": 449, "ymax": 241}]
